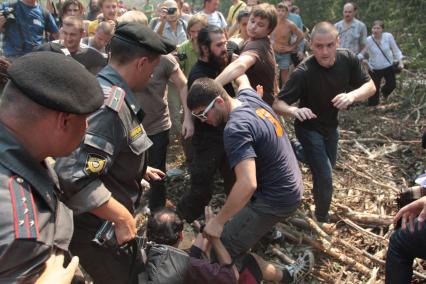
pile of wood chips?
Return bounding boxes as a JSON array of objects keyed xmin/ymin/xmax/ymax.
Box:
[{"xmin": 166, "ymin": 70, "xmax": 426, "ymax": 283}]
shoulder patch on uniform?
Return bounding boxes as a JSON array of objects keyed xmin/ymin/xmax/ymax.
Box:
[
  {"xmin": 104, "ymin": 86, "xmax": 126, "ymax": 112},
  {"xmin": 129, "ymin": 125, "xmax": 144, "ymax": 141},
  {"xmin": 8, "ymin": 176, "xmax": 40, "ymax": 240},
  {"xmin": 84, "ymin": 153, "xmax": 107, "ymax": 175}
]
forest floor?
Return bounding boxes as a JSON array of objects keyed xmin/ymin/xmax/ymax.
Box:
[{"xmin": 163, "ymin": 70, "xmax": 426, "ymax": 283}]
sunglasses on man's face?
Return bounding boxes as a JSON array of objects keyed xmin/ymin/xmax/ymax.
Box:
[{"xmin": 191, "ymin": 97, "xmax": 218, "ymax": 121}]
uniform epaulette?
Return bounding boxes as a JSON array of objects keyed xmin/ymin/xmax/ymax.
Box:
[
  {"xmin": 8, "ymin": 176, "xmax": 40, "ymax": 240},
  {"xmin": 104, "ymin": 86, "xmax": 126, "ymax": 112}
]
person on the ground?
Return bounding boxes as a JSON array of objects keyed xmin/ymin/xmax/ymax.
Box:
[
  {"xmin": 188, "ymin": 77, "xmax": 310, "ymax": 283},
  {"xmin": 0, "ymin": 0, "xmax": 59, "ymax": 59},
  {"xmin": 226, "ymin": 0, "xmax": 246, "ymax": 37},
  {"xmin": 54, "ymin": 22, "xmax": 175, "ymax": 284},
  {"xmin": 154, "ymin": 0, "xmax": 187, "ymax": 46},
  {"xmin": 177, "ymin": 14, "xmax": 208, "ymax": 77},
  {"xmin": 35, "ymin": 16, "xmax": 107, "ymax": 74},
  {"xmin": 81, "ymin": 20, "xmax": 114, "ymax": 54},
  {"xmin": 273, "ymin": 3, "xmax": 303, "ymax": 87},
  {"xmin": 215, "ymin": 3, "xmax": 278, "ymax": 106},
  {"xmin": 335, "ymin": 2, "xmax": 367, "ymax": 55},
  {"xmin": 145, "ymin": 206, "xmax": 314, "ymax": 283},
  {"xmin": 87, "ymin": 0, "xmax": 117, "ymax": 36},
  {"xmin": 177, "ymin": 25, "xmax": 236, "ymax": 223},
  {"xmin": 273, "ymin": 22, "xmax": 376, "ymax": 225},
  {"xmin": 357, "ymin": 20, "xmax": 403, "ymax": 106},
  {"xmin": 0, "ymin": 51, "xmax": 103, "ymax": 283},
  {"xmin": 199, "ymin": 0, "xmax": 227, "ymax": 31}
]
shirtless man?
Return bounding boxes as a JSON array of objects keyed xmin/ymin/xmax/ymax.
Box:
[{"xmin": 273, "ymin": 3, "xmax": 303, "ymax": 86}]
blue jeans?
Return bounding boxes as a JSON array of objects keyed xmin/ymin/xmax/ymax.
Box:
[
  {"xmin": 295, "ymin": 126, "xmax": 339, "ymax": 222},
  {"xmin": 386, "ymin": 220, "xmax": 426, "ymax": 283}
]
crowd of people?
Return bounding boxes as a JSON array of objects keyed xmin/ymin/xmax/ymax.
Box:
[{"xmin": 0, "ymin": 0, "xmax": 423, "ymax": 283}]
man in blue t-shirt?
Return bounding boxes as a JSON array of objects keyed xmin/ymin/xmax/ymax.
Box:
[
  {"xmin": 187, "ymin": 76, "xmax": 309, "ymax": 283},
  {"xmin": 0, "ymin": 0, "xmax": 59, "ymax": 58}
]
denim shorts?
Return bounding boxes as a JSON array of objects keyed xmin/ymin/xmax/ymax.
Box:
[{"xmin": 275, "ymin": 52, "xmax": 292, "ymax": 70}]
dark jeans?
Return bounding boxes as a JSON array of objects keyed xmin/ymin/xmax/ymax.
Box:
[
  {"xmin": 177, "ymin": 131, "xmax": 235, "ymax": 223},
  {"xmin": 147, "ymin": 130, "xmax": 170, "ymax": 211},
  {"xmin": 386, "ymin": 220, "xmax": 426, "ymax": 283},
  {"xmin": 295, "ymin": 126, "xmax": 339, "ymax": 222},
  {"xmin": 369, "ymin": 65, "xmax": 396, "ymax": 106}
]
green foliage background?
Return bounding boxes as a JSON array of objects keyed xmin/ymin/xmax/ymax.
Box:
[
  {"xmin": 54, "ymin": 0, "xmax": 425, "ymax": 69},
  {"xmin": 191, "ymin": 0, "xmax": 426, "ymax": 69}
]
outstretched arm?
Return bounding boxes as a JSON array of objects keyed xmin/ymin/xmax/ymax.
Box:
[
  {"xmin": 331, "ymin": 79, "xmax": 376, "ymax": 110},
  {"xmin": 215, "ymin": 53, "xmax": 256, "ymax": 86}
]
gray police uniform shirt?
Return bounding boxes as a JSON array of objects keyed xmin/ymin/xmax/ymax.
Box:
[
  {"xmin": 0, "ymin": 123, "xmax": 73, "ymax": 283},
  {"xmin": 55, "ymin": 64, "xmax": 152, "ymax": 236}
]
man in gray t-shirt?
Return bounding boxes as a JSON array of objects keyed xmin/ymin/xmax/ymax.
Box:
[
  {"xmin": 135, "ymin": 54, "xmax": 193, "ymax": 210},
  {"xmin": 334, "ymin": 2, "xmax": 367, "ymax": 54}
]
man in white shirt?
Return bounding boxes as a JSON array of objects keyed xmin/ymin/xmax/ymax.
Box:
[
  {"xmin": 154, "ymin": 0, "xmax": 188, "ymax": 45},
  {"xmin": 199, "ymin": 0, "xmax": 227, "ymax": 31}
]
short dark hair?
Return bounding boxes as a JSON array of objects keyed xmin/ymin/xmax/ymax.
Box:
[
  {"xmin": 250, "ymin": 3, "xmax": 277, "ymax": 33},
  {"xmin": 236, "ymin": 9, "xmax": 250, "ymax": 23},
  {"xmin": 109, "ymin": 36, "xmax": 158, "ymax": 65},
  {"xmin": 147, "ymin": 208, "xmax": 184, "ymax": 246},
  {"xmin": 197, "ymin": 25, "xmax": 224, "ymax": 57},
  {"xmin": 187, "ymin": 78, "xmax": 228, "ymax": 110},
  {"xmin": 372, "ymin": 20, "xmax": 384, "ymax": 29},
  {"xmin": 60, "ymin": 0, "xmax": 84, "ymax": 19}
]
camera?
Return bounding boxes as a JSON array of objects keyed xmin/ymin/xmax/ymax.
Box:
[
  {"xmin": 1, "ymin": 7, "xmax": 16, "ymax": 23},
  {"xmin": 176, "ymin": 52, "xmax": 187, "ymax": 61},
  {"xmin": 167, "ymin": 7, "xmax": 177, "ymax": 15}
]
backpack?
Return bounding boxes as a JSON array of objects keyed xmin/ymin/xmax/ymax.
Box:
[{"xmin": 140, "ymin": 244, "xmax": 190, "ymax": 284}]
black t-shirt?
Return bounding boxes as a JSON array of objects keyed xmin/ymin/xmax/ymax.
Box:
[
  {"xmin": 278, "ymin": 49, "xmax": 370, "ymax": 135},
  {"xmin": 188, "ymin": 59, "xmax": 235, "ymax": 143}
]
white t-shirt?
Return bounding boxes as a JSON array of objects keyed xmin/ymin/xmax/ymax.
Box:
[
  {"xmin": 358, "ymin": 32, "xmax": 403, "ymax": 70},
  {"xmin": 199, "ymin": 10, "xmax": 227, "ymax": 29}
]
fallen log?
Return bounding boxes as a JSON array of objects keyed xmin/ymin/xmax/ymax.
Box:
[{"xmin": 336, "ymin": 204, "xmax": 393, "ymax": 226}]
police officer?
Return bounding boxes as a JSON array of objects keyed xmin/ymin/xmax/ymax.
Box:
[
  {"xmin": 54, "ymin": 22, "xmax": 176, "ymax": 284},
  {"xmin": 0, "ymin": 52, "xmax": 103, "ymax": 283}
]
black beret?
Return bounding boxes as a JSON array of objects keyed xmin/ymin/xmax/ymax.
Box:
[
  {"xmin": 113, "ymin": 22, "xmax": 176, "ymax": 54},
  {"xmin": 8, "ymin": 51, "xmax": 103, "ymax": 115}
]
